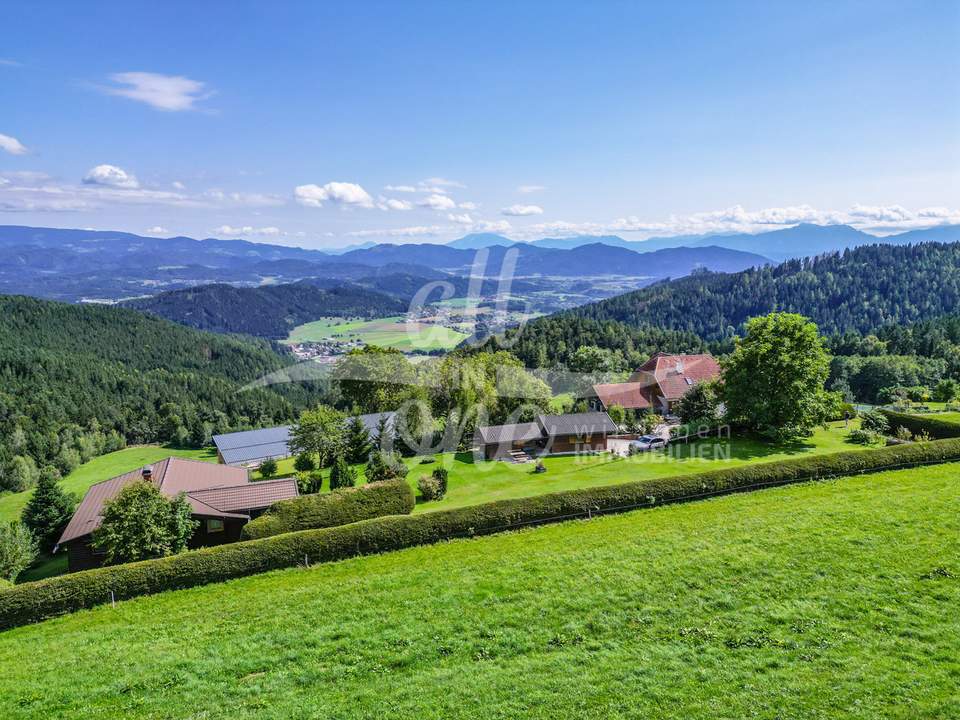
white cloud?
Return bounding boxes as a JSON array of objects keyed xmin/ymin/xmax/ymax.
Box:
[
  {"xmin": 447, "ymin": 213, "xmax": 474, "ymax": 225},
  {"xmin": 0, "ymin": 133, "xmax": 28, "ymax": 155},
  {"xmin": 214, "ymin": 225, "xmax": 282, "ymax": 237},
  {"xmin": 378, "ymin": 197, "xmax": 414, "ymax": 211},
  {"xmin": 517, "ymin": 184, "xmax": 545, "ymax": 194},
  {"xmin": 294, "ymin": 182, "xmax": 374, "ymax": 208},
  {"xmin": 501, "ymin": 204, "xmax": 544, "ymax": 216},
  {"xmin": 418, "ymin": 193, "xmax": 456, "ymax": 210},
  {"xmin": 458, "ymin": 201, "xmax": 478, "ymax": 210},
  {"xmin": 101, "ymin": 72, "xmax": 211, "ymax": 112},
  {"xmin": 171, "ymin": 181, "xmax": 186, "ymax": 190},
  {"xmin": 385, "ymin": 184, "xmax": 417, "ymax": 193},
  {"xmin": 422, "ymin": 177, "xmax": 465, "ymax": 189},
  {"xmin": 347, "ymin": 225, "xmax": 446, "ymax": 238},
  {"xmin": 82, "ymin": 164, "xmax": 140, "ymax": 189},
  {"xmin": 0, "ymin": 59, "xmax": 21, "ymax": 67},
  {"xmin": 145, "ymin": 226, "xmax": 169, "ymax": 234},
  {"xmin": 476, "ymin": 219, "xmax": 513, "ymax": 233}
]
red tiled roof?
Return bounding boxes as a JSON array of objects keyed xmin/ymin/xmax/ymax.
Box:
[
  {"xmin": 594, "ymin": 353, "xmax": 721, "ymax": 410},
  {"xmin": 634, "ymin": 353, "xmax": 721, "ymax": 400},
  {"xmin": 57, "ymin": 457, "xmax": 297, "ymax": 547},
  {"xmin": 592, "ymin": 380, "xmax": 655, "ymax": 410}
]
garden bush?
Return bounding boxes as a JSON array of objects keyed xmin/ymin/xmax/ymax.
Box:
[
  {"xmin": 879, "ymin": 409, "xmax": 960, "ymax": 440},
  {"xmin": 242, "ymin": 479, "xmax": 413, "ymax": 540},
  {"xmin": 418, "ymin": 475, "xmax": 443, "ymax": 502},
  {"xmin": 4, "ymin": 438, "xmax": 960, "ymax": 630}
]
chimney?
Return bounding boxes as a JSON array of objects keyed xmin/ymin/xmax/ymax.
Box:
[
  {"xmin": 674, "ymin": 360, "xmax": 684, "ymax": 375},
  {"xmin": 141, "ymin": 465, "xmax": 153, "ymax": 481}
]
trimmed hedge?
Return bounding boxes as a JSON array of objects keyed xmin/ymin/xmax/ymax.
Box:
[
  {"xmin": 242, "ymin": 480, "xmax": 414, "ymax": 540},
  {"xmin": 3, "ymin": 438, "xmax": 960, "ymax": 630},
  {"xmin": 879, "ymin": 409, "xmax": 960, "ymax": 440}
]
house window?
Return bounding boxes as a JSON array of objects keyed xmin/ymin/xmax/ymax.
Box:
[
  {"xmin": 206, "ymin": 518, "xmax": 225, "ymax": 533},
  {"xmin": 685, "ymin": 377, "xmax": 694, "ymax": 385}
]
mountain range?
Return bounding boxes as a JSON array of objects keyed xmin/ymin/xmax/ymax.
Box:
[
  {"xmin": 0, "ymin": 225, "xmax": 770, "ymax": 302},
  {"xmin": 445, "ymin": 223, "xmax": 960, "ymax": 261}
]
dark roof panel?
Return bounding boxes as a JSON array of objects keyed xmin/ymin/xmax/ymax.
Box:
[
  {"xmin": 477, "ymin": 421, "xmax": 543, "ymax": 445},
  {"xmin": 537, "ymin": 411, "xmax": 618, "ymax": 437}
]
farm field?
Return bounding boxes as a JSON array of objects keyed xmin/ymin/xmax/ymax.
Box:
[
  {"xmin": 284, "ymin": 316, "xmax": 469, "ymax": 352},
  {"xmin": 0, "ymin": 463, "xmax": 956, "ymax": 718},
  {"xmin": 0, "ymin": 446, "xmax": 218, "ymax": 524}
]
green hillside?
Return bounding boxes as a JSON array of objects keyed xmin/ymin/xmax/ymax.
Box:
[
  {"xmin": 0, "ymin": 295, "xmax": 322, "ymax": 484},
  {"xmin": 1, "ymin": 463, "xmax": 956, "ymax": 718},
  {"xmin": 563, "ymin": 242, "xmax": 960, "ymax": 341}
]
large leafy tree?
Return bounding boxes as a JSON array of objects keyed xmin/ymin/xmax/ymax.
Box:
[
  {"xmin": 674, "ymin": 379, "xmax": 722, "ymax": 425},
  {"xmin": 289, "ymin": 405, "xmax": 346, "ymax": 468},
  {"xmin": 721, "ymin": 313, "xmax": 831, "ymax": 440},
  {"xmin": 332, "ymin": 346, "xmax": 418, "ymax": 413},
  {"xmin": 92, "ymin": 481, "xmax": 198, "ymax": 565},
  {"xmin": 20, "ymin": 466, "xmax": 76, "ymax": 553}
]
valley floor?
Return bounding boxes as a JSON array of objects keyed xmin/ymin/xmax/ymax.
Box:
[{"xmin": 1, "ymin": 463, "xmax": 956, "ymax": 719}]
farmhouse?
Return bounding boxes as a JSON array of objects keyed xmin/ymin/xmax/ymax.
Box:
[
  {"xmin": 592, "ymin": 352, "xmax": 721, "ymax": 414},
  {"xmin": 56, "ymin": 457, "xmax": 298, "ymax": 572},
  {"xmin": 213, "ymin": 412, "xmax": 397, "ymax": 467},
  {"xmin": 477, "ymin": 411, "xmax": 618, "ymax": 460}
]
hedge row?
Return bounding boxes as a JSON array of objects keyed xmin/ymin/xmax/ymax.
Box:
[
  {"xmin": 879, "ymin": 409, "xmax": 960, "ymax": 440},
  {"xmin": 3, "ymin": 437, "xmax": 960, "ymax": 630},
  {"xmin": 242, "ymin": 480, "xmax": 414, "ymax": 540}
]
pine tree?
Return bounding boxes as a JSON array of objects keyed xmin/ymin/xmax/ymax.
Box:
[
  {"xmin": 328, "ymin": 456, "xmax": 356, "ymax": 490},
  {"xmin": 21, "ymin": 466, "xmax": 75, "ymax": 553},
  {"xmin": 345, "ymin": 415, "xmax": 372, "ymax": 464}
]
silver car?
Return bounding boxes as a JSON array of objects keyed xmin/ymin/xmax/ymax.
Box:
[{"xmin": 629, "ymin": 435, "xmax": 667, "ymax": 453}]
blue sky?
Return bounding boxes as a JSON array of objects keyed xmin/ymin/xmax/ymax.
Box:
[{"xmin": 1, "ymin": 1, "xmax": 958, "ymax": 248}]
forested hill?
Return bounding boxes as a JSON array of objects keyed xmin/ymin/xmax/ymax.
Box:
[
  {"xmin": 561, "ymin": 242, "xmax": 960, "ymax": 341},
  {"xmin": 127, "ymin": 282, "xmax": 404, "ymax": 338},
  {"xmin": 0, "ymin": 296, "xmax": 320, "ymax": 489}
]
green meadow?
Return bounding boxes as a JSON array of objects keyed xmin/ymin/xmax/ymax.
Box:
[
  {"xmin": 1, "ymin": 462, "xmax": 956, "ymax": 719},
  {"xmin": 284, "ymin": 316, "xmax": 469, "ymax": 352}
]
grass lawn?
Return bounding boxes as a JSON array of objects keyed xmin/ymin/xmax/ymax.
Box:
[
  {"xmin": 284, "ymin": 315, "xmax": 468, "ymax": 352},
  {"xmin": 0, "ymin": 446, "xmax": 218, "ymax": 525},
  {"xmin": 259, "ymin": 421, "xmax": 868, "ymax": 509},
  {"xmin": 0, "ymin": 462, "xmax": 956, "ymax": 718}
]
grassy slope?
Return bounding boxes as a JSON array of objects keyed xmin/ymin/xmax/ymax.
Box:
[
  {"xmin": 1, "ymin": 463, "xmax": 957, "ymax": 719},
  {"xmin": 0, "ymin": 446, "xmax": 218, "ymax": 524},
  {"xmin": 284, "ymin": 315, "xmax": 468, "ymax": 351}
]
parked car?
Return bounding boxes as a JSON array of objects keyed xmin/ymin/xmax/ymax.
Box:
[{"xmin": 629, "ymin": 435, "xmax": 668, "ymax": 453}]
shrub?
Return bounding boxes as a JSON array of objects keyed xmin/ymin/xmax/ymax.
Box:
[
  {"xmin": 365, "ymin": 451, "xmax": 408, "ymax": 484},
  {"xmin": 0, "ymin": 522, "xmax": 37, "ymax": 583},
  {"xmin": 258, "ymin": 458, "xmax": 278, "ymax": 479},
  {"xmin": 293, "ymin": 453, "xmax": 316, "ymax": 473},
  {"xmin": 894, "ymin": 426, "xmax": 913, "ymax": 442},
  {"xmin": 847, "ymin": 429, "xmax": 881, "ymax": 445},
  {"xmin": 329, "ymin": 457, "xmax": 357, "ymax": 491},
  {"xmin": 418, "ymin": 468, "xmax": 448, "ymax": 502},
  {"xmin": 879, "ymin": 409, "xmax": 960, "ymax": 440},
  {"xmin": 859, "ymin": 409, "xmax": 890, "ymax": 434},
  {"xmin": 6, "ymin": 438, "xmax": 960, "ymax": 630},
  {"xmin": 295, "ymin": 471, "xmax": 323, "ymax": 495},
  {"xmin": 432, "ymin": 467, "xmax": 449, "ymax": 496},
  {"xmin": 418, "ymin": 475, "xmax": 443, "ymax": 502},
  {"xmin": 242, "ymin": 479, "xmax": 414, "ymax": 540}
]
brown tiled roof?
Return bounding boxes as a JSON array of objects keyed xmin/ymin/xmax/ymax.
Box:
[
  {"xmin": 57, "ymin": 456, "xmax": 296, "ymax": 547},
  {"xmin": 632, "ymin": 353, "xmax": 721, "ymax": 400},
  {"xmin": 592, "ymin": 380, "xmax": 655, "ymax": 410},
  {"xmin": 189, "ymin": 479, "xmax": 298, "ymax": 513}
]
